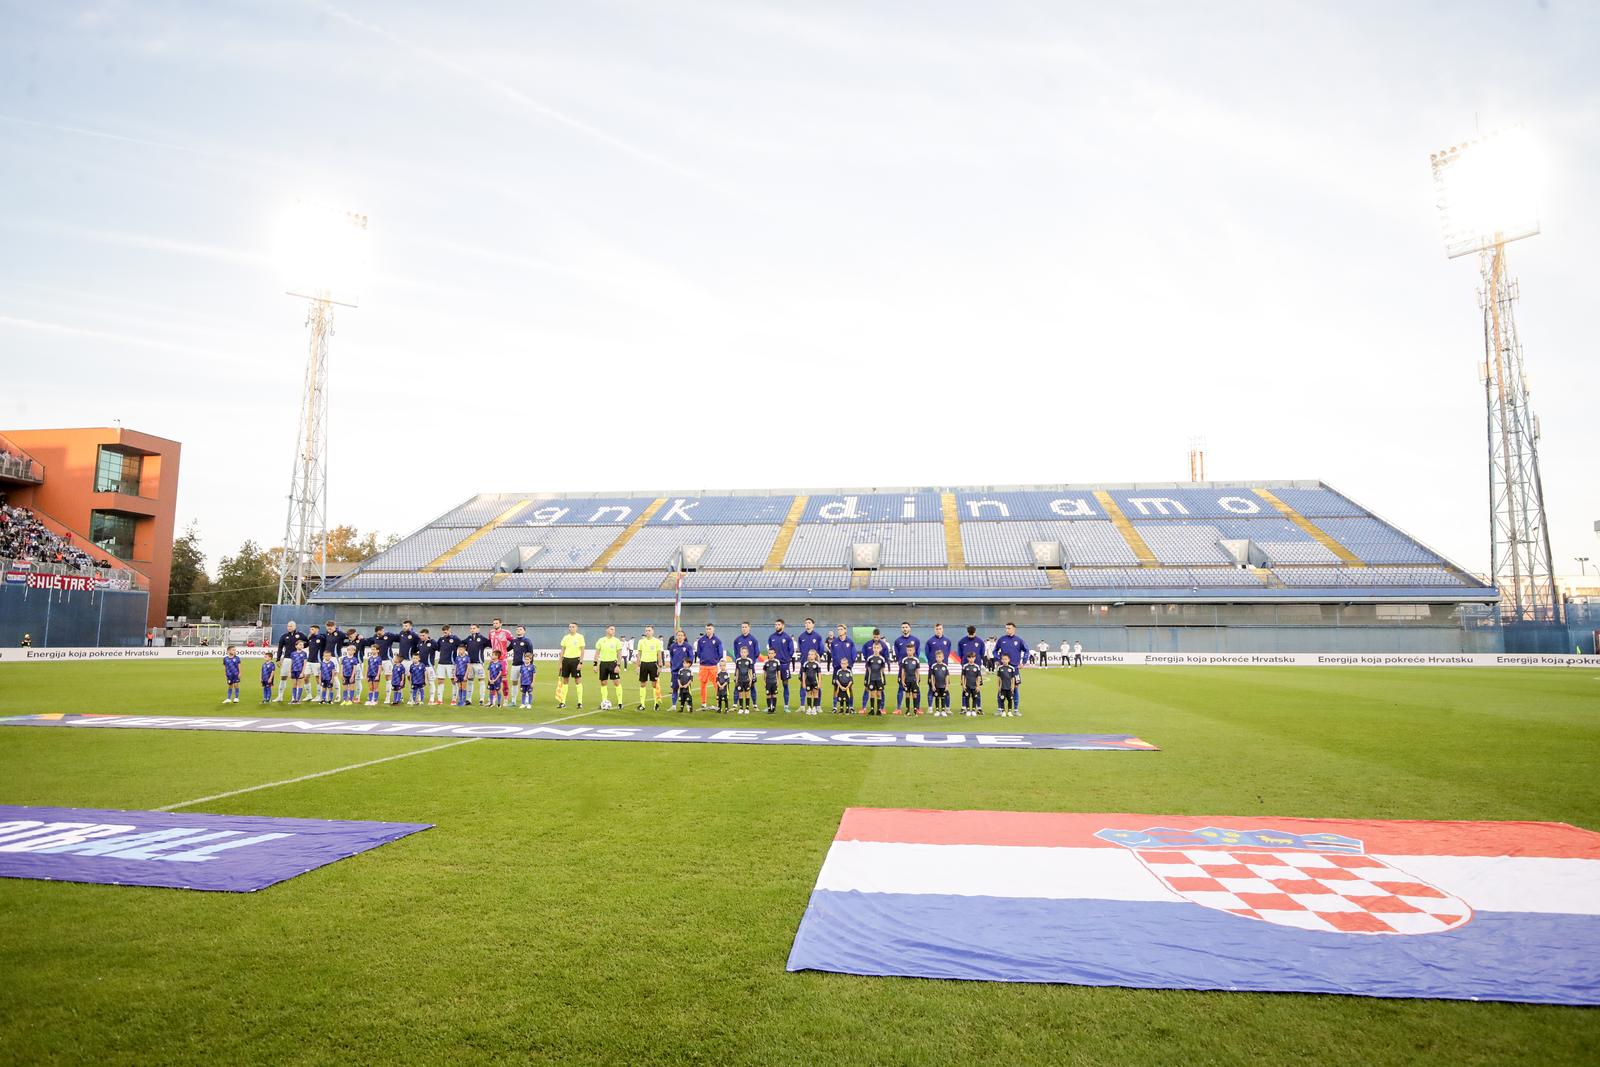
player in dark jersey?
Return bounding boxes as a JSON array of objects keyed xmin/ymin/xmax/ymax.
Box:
[
  {"xmin": 928, "ymin": 651, "xmax": 950, "ymax": 716},
  {"xmin": 800, "ymin": 651, "xmax": 823, "ymax": 715},
  {"xmin": 832, "ymin": 662, "xmax": 853, "ymax": 713},
  {"xmin": 734, "ymin": 652, "xmax": 757, "ymax": 714},
  {"xmin": 863, "ymin": 648, "xmax": 888, "ymax": 715},
  {"xmin": 675, "ymin": 662, "xmax": 696, "ymax": 713},
  {"xmin": 898, "ymin": 653, "xmax": 922, "ymax": 715},
  {"xmin": 961, "ymin": 656, "xmax": 983, "ymax": 716},
  {"xmin": 995, "ymin": 654, "xmax": 1020, "ymax": 717},
  {"xmin": 715, "ymin": 660, "xmax": 732, "ymax": 713},
  {"xmin": 762, "ymin": 654, "xmax": 784, "ymax": 714},
  {"xmin": 389, "ymin": 652, "xmax": 407, "ymax": 706}
]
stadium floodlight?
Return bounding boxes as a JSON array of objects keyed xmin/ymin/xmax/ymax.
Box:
[
  {"xmin": 275, "ymin": 201, "xmax": 370, "ymax": 307},
  {"xmin": 275, "ymin": 202, "xmax": 369, "ymax": 607},
  {"xmin": 1430, "ymin": 126, "xmax": 1541, "ymax": 260},
  {"xmin": 1429, "ymin": 125, "xmax": 1557, "ymax": 624}
]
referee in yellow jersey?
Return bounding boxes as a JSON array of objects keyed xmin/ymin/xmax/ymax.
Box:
[
  {"xmin": 595, "ymin": 624, "xmax": 624, "ymax": 708},
  {"xmin": 635, "ymin": 625, "xmax": 664, "ymax": 710},
  {"xmin": 556, "ymin": 622, "xmax": 585, "ymax": 709}
]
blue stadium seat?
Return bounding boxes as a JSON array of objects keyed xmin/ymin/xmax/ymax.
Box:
[{"xmin": 783, "ymin": 523, "xmax": 945, "ymax": 568}]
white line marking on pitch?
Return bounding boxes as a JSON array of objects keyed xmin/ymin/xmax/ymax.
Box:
[
  {"xmin": 156, "ymin": 708, "xmax": 605, "ymax": 811},
  {"xmin": 156, "ymin": 738, "xmax": 481, "ymax": 811}
]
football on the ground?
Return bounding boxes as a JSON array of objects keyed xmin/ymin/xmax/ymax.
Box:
[{"xmin": 600, "ymin": 700, "xmax": 613, "ymax": 710}]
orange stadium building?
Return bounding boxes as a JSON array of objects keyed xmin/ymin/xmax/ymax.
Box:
[{"xmin": 0, "ymin": 426, "xmax": 180, "ymax": 639}]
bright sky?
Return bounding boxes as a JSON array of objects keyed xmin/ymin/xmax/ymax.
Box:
[{"xmin": 2, "ymin": 2, "xmax": 1597, "ymax": 578}]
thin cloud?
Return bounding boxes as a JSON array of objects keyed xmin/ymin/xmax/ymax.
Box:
[
  {"xmin": 0, "ymin": 313, "xmax": 230, "ymax": 360},
  {"xmin": 0, "ymin": 219, "xmax": 268, "ymax": 268},
  {"xmin": 318, "ymin": 3, "xmax": 716, "ymax": 188}
]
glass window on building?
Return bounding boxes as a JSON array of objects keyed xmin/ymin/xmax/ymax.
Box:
[
  {"xmin": 90, "ymin": 510, "xmax": 138, "ymax": 560},
  {"xmin": 94, "ymin": 447, "xmax": 143, "ymax": 495}
]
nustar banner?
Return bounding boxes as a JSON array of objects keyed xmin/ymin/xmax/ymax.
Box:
[
  {"xmin": 0, "ymin": 805, "xmax": 432, "ymax": 892},
  {"xmin": 0, "ymin": 714, "xmax": 1157, "ymax": 751}
]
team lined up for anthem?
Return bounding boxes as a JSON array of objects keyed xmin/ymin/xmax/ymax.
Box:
[{"xmin": 225, "ymin": 617, "xmax": 1086, "ymax": 717}]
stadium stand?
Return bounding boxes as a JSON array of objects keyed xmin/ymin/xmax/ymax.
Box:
[
  {"xmin": 607, "ymin": 525, "xmax": 781, "ymax": 570},
  {"xmin": 318, "ymin": 482, "xmax": 1492, "ymax": 607},
  {"xmin": 961, "ymin": 520, "xmax": 1139, "ymax": 567},
  {"xmin": 783, "ymin": 522, "xmax": 945, "ymax": 568}
]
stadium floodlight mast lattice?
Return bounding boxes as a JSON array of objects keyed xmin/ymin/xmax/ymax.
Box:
[
  {"xmin": 1430, "ymin": 126, "xmax": 1560, "ymax": 624},
  {"xmin": 273, "ymin": 202, "xmax": 369, "ymax": 606}
]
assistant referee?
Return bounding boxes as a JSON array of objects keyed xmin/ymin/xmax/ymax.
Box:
[
  {"xmin": 635, "ymin": 625, "xmax": 664, "ymax": 710},
  {"xmin": 556, "ymin": 621, "xmax": 585, "ymax": 709}
]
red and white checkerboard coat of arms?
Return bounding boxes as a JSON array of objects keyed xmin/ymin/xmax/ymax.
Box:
[{"xmin": 1097, "ymin": 826, "xmax": 1473, "ymax": 935}]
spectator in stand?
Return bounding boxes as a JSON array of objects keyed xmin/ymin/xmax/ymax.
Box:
[{"xmin": 0, "ymin": 504, "xmax": 94, "ymax": 570}]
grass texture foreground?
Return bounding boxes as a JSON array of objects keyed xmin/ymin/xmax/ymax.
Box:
[{"xmin": 1, "ymin": 661, "xmax": 1597, "ymax": 1065}]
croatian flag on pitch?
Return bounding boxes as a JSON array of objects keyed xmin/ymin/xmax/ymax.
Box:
[{"xmin": 786, "ymin": 809, "xmax": 1600, "ymax": 1005}]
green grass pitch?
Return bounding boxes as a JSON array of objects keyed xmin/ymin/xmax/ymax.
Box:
[{"xmin": 2, "ymin": 661, "xmax": 1598, "ymax": 1065}]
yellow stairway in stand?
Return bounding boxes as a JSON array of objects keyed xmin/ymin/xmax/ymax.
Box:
[
  {"xmin": 1253, "ymin": 488, "xmax": 1365, "ymax": 567},
  {"xmin": 591, "ymin": 498, "xmax": 667, "ymax": 571},
  {"xmin": 764, "ymin": 495, "xmax": 809, "ymax": 569},
  {"xmin": 1047, "ymin": 569, "xmax": 1071, "ymax": 589},
  {"xmin": 1251, "ymin": 566, "xmax": 1284, "ymax": 588},
  {"xmin": 1093, "ymin": 491, "xmax": 1159, "ymax": 566},
  {"xmin": 940, "ymin": 493, "xmax": 966, "ymax": 568},
  {"xmin": 421, "ymin": 499, "xmax": 533, "ymax": 572}
]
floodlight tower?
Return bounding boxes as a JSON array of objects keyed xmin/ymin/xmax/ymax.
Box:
[
  {"xmin": 275, "ymin": 204, "xmax": 369, "ymax": 606},
  {"xmin": 1430, "ymin": 127, "xmax": 1559, "ymax": 624}
]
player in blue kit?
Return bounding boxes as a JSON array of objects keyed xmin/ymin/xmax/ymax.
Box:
[
  {"xmin": 923, "ymin": 623, "xmax": 952, "ymax": 677},
  {"xmin": 221, "ymin": 647, "xmax": 241, "ymax": 703},
  {"xmin": 318, "ymin": 651, "xmax": 336, "ymax": 704},
  {"xmin": 289, "ymin": 641, "xmax": 309, "ymax": 704},
  {"xmin": 486, "ymin": 651, "xmax": 506, "ymax": 708},
  {"xmin": 795, "ymin": 618, "xmax": 825, "ymax": 674},
  {"xmin": 339, "ymin": 646, "xmax": 359, "ymax": 705},
  {"xmin": 892, "ymin": 623, "xmax": 920, "ymax": 711},
  {"xmin": 767, "ymin": 618, "xmax": 795, "ymax": 710},
  {"xmin": 409, "ymin": 653, "xmax": 428, "ymax": 705},
  {"xmin": 389, "ymin": 652, "xmax": 407, "ymax": 706},
  {"xmin": 453, "ymin": 646, "xmax": 471, "ymax": 707},
  {"xmin": 993, "ymin": 623, "xmax": 1029, "ymax": 711},
  {"xmin": 259, "ymin": 652, "xmax": 276, "ymax": 703},
  {"xmin": 667, "ymin": 629, "xmax": 691, "ymax": 709},
  {"xmin": 363, "ymin": 647, "xmax": 383, "ymax": 705},
  {"xmin": 517, "ymin": 657, "xmax": 536, "ymax": 708},
  {"xmin": 732, "ymin": 622, "xmax": 760, "ymax": 664}
]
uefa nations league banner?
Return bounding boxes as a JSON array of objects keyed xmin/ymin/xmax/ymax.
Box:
[
  {"xmin": 0, "ymin": 805, "xmax": 432, "ymax": 892},
  {"xmin": 787, "ymin": 809, "xmax": 1600, "ymax": 1005},
  {"xmin": 0, "ymin": 714, "xmax": 1157, "ymax": 751}
]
